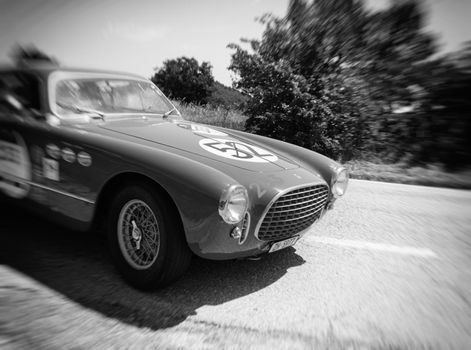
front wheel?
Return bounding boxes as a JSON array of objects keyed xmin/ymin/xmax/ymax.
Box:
[{"xmin": 107, "ymin": 184, "xmax": 192, "ymax": 289}]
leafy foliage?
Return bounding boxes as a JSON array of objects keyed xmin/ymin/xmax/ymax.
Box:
[
  {"xmin": 228, "ymin": 0, "xmax": 470, "ymax": 167},
  {"xmin": 207, "ymin": 81, "xmax": 248, "ymax": 109},
  {"xmin": 414, "ymin": 45, "xmax": 471, "ymax": 168},
  {"xmin": 151, "ymin": 57, "xmax": 214, "ymax": 104}
]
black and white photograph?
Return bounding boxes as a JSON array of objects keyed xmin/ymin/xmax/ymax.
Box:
[{"xmin": 0, "ymin": 0, "xmax": 470, "ymax": 349}]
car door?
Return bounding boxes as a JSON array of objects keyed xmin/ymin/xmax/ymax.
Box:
[{"xmin": 0, "ymin": 71, "xmax": 95, "ymax": 230}]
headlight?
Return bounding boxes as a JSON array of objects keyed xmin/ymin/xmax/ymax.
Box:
[
  {"xmin": 218, "ymin": 185, "xmax": 249, "ymax": 224},
  {"xmin": 332, "ymin": 167, "xmax": 348, "ymax": 198}
]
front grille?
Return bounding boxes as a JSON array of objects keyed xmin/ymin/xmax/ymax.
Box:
[{"xmin": 257, "ymin": 184, "xmax": 329, "ymax": 241}]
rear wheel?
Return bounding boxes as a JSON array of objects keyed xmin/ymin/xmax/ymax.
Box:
[{"xmin": 107, "ymin": 184, "xmax": 192, "ymax": 289}]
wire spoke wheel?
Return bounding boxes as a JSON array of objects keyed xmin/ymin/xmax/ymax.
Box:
[
  {"xmin": 117, "ymin": 199, "xmax": 161, "ymax": 270},
  {"xmin": 108, "ymin": 184, "xmax": 192, "ymax": 289}
]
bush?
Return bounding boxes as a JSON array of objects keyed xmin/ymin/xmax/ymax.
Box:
[{"xmin": 151, "ymin": 57, "xmax": 214, "ymax": 105}]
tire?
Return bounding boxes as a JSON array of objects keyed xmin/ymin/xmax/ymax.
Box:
[{"xmin": 107, "ymin": 184, "xmax": 192, "ymax": 289}]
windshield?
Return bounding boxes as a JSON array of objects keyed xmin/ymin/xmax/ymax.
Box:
[{"xmin": 54, "ymin": 78, "xmax": 177, "ymax": 117}]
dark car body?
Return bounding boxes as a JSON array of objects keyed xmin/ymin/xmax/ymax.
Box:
[{"xmin": 0, "ymin": 64, "xmax": 347, "ymax": 268}]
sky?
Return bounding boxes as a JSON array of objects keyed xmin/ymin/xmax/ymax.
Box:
[{"xmin": 0, "ymin": 0, "xmax": 469, "ymax": 86}]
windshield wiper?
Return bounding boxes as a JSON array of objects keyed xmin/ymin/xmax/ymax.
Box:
[
  {"xmin": 162, "ymin": 107, "xmax": 178, "ymax": 118},
  {"xmin": 56, "ymin": 102, "xmax": 106, "ymax": 121}
]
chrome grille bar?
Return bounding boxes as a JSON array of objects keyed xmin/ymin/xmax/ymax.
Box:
[
  {"xmin": 274, "ymin": 191, "xmax": 326, "ymax": 203},
  {"xmin": 256, "ymin": 184, "xmax": 329, "ymax": 241},
  {"xmin": 265, "ymin": 206, "xmax": 324, "ymax": 223},
  {"xmin": 270, "ymin": 195, "xmax": 328, "ymax": 211}
]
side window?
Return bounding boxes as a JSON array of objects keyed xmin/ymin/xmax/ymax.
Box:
[{"xmin": 0, "ymin": 72, "xmax": 40, "ymax": 111}]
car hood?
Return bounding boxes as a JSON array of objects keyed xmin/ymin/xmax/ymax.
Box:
[{"xmin": 97, "ymin": 117, "xmax": 299, "ymax": 173}]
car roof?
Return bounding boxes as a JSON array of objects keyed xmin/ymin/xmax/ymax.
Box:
[{"xmin": 0, "ymin": 62, "xmax": 148, "ymax": 81}]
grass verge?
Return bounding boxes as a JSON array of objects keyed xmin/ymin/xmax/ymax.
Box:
[
  {"xmin": 345, "ymin": 160, "xmax": 471, "ymax": 189},
  {"xmin": 173, "ymin": 101, "xmax": 247, "ymax": 131}
]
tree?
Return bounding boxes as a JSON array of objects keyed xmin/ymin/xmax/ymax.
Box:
[
  {"xmin": 207, "ymin": 81, "xmax": 249, "ymax": 109},
  {"xmin": 366, "ymin": 42, "xmax": 471, "ymax": 169},
  {"xmin": 151, "ymin": 57, "xmax": 214, "ymax": 104},
  {"xmin": 415, "ymin": 43, "xmax": 471, "ymax": 168},
  {"xmin": 229, "ymin": 0, "xmax": 437, "ymax": 162}
]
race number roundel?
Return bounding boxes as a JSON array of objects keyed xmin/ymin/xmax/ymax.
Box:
[{"xmin": 199, "ymin": 138, "xmax": 278, "ymax": 163}]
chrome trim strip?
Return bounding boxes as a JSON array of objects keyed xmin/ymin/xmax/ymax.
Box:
[
  {"xmin": 0, "ymin": 171, "xmax": 95, "ymax": 205},
  {"xmin": 239, "ymin": 212, "xmax": 251, "ymax": 245},
  {"xmin": 254, "ymin": 182, "xmax": 327, "ymax": 241},
  {"xmin": 0, "ymin": 174, "xmax": 29, "ymax": 189},
  {"xmin": 28, "ymin": 182, "xmax": 95, "ymax": 204}
]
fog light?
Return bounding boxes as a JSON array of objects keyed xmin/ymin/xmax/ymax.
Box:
[{"xmin": 230, "ymin": 227, "xmax": 242, "ymax": 240}]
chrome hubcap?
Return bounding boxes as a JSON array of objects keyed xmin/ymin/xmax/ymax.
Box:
[
  {"xmin": 117, "ymin": 199, "xmax": 160, "ymax": 270},
  {"xmin": 131, "ymin": 220, "xmax": 142, "ymax": 249}
]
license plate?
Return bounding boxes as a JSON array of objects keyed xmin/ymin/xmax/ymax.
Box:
[{"xmin": 268, "ymin": 236, "xmax": 299, "ymax": 253}]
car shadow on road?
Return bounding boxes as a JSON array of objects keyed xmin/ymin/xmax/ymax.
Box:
[{"xmin": 0, "ymin": 202, "xmax": 305, "ymax": 331}]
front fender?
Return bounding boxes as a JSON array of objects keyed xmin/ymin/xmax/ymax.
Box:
[{"xmin": 99, "ymin": 143, "xmax": 243, "ymax": 250}]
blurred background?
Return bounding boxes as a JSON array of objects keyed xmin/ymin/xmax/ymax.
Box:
[{"xmin": 1, "ymin": 2, "xmax": 471, "ymax": 349}]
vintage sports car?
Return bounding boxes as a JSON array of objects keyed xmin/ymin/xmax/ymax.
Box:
[{"xmin": 0, "ymin": 63, "xmax": 348, "ymax": 289}]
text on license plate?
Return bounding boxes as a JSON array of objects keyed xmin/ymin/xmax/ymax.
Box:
[{"xmin": 268, "ymin": 236, "xmax": 299, "ymax": 253}]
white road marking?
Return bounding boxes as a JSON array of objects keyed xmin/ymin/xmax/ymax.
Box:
[{"xmin": 304, "ymin": 236, "xmax": 438, "ymax": 258}]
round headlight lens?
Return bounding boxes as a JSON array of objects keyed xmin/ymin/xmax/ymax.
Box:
[
  {"xmin": 332, "ymin": 168, "xmax": 348, "ymax": 198},
  {"xmin": 218, "ymin": 185, "xmax": 249, "ymax": 224}
]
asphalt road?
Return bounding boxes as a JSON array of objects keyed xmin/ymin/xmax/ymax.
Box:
[{"xmin": 1, "ymin": 179, "xmax": 471, "ymax": 349}]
